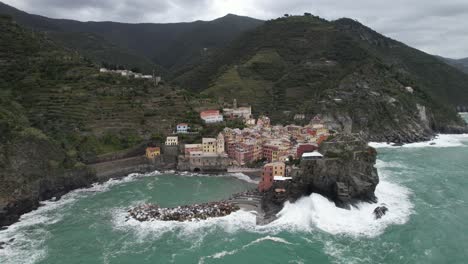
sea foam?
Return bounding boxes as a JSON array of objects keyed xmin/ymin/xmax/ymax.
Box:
[
  {"xmin": 369, "ymin": 134, "xmax": 468, "ymax": 149},
  {"xmin": 0, "ymin": 170, "xmax": 162, "ymax": 264}
]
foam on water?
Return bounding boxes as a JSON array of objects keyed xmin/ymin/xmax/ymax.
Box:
[
  {"xmin": 369, "ymin": 134, "xmax": 468, "ymax": 149},
  {"xmin": 198, "ymin": 235, "xmax": 292, "ymax": 263},
  {"xmin": 116, "ymin": 159, "xmax": 413, "ymax": 240},
  {"xmin": 264, "ymin": 158, "xmax": 413, "ymax": 238},
  {"xmin": 174, "ymin": 171, "xmax": 259, "ymax": 184},
  {"xmin": 0, "ymin": 170, "xmax": 162, "ymax": 264},
  {"xmin": 113, "ymin": 208, "xmax": 257, "ymax": 242}
]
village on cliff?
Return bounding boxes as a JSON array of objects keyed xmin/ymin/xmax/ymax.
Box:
[{"xmin": 144, "ymin": 99, "xmax": 332, "ymax": 193}]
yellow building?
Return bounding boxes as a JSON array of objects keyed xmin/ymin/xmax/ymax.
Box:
[
  {"xmin": 146, "ymin": 147, "xmax": 161, "ymax": 159},
  {"xmin": 271, "ymin": 150, "xmax": 279, "ymax": 162},
  {"xmin": 269, "ymin": 162, "xmax": 285, "ymax": 176},
  {"xmin": 202, "ymin": 138, "xmax": 217, "ymax": 153}
]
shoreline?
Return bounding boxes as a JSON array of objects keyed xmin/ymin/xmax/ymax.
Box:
[
  {"xmin": 0, "ymin": 164, "xmax": 259, "ymax": 229},
  {"xmin": 2, "ymin": 132, "xmax": 466, "ymax": 229}
]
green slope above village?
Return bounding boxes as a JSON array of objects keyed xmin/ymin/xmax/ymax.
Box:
[
  {"xmin": 174, "ymin": 15, "xmax": 467, "ymax": 141},
  {"xmin": 0, "ymin": 1, "xmax": 263, "ymax": 75}
]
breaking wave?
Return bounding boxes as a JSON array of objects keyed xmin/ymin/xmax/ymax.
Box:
[
  {"xmin": 198, "ymin": 236, "xmax": 292, "ymax": 263},
  {"xmin": 115, "ymin": 160, "xmax": 413, "ymax": 240},
  {"xmin": 0, "ymin": 170, "xmax": 161, "ymax": 264},
  {"xmin": 369, "ymin": 134, "xmax": 468, "ymax": 149},
  {"xmin": 266, "ymin": 158, "xmax": 413, "ymax": 237}
]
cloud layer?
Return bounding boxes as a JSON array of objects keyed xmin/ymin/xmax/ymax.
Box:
[{"xmin": 4, "ymin": 0, "xmax": 468, "ymax": 58}]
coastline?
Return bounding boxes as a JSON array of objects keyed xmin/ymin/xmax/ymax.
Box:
[
  {"xmin": 0, "ymin": 155, "xmax": 259, "ymax": 228},
  {"xmin": 2, "ymin": 131, "xmax": 467, "ymax": 229}
]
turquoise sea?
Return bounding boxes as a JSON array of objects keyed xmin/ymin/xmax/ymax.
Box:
[{"xmin": 1, "ymin": 113, "xmax": 468, "ymax": 264}]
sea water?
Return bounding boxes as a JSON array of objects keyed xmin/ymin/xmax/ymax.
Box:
[{"xmin": 1, "ymin": 114, "xmax": 467, "ymax": 264}]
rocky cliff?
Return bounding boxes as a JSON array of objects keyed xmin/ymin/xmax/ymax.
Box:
[
  {"xmin": 261, "ymin": 134, "xmax": 379, "ymax": 221},
  {"xmin": 0, "ymin": 129, "xmax": 96, "ymax": 227}
]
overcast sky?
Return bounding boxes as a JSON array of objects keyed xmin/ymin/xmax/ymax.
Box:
[{"xmin": 4, "ymin": 0, "xmax": 468, "ymax": 58}]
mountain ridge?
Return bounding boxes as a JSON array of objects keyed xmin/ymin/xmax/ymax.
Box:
[
  {"xmin": 174, "ymin": 15, "xmax": 467, "ymax": 142},
  {"xmin": 0, "ymin": 1, "xmax": 264, "ymax": 73}
]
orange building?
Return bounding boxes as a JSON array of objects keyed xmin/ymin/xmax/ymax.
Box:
[{"xmin": 145, "ymin": 147, "xmax": 161, "ymax": 159}]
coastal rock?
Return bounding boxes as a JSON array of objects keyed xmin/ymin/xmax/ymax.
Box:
[
  {"xmin": 261, "ymin": 134, "xmax": 379, "ymax": 221},
  {"xmin": 128, "ymin": 201, "xmax": 240, "ymax": 222},
  {"xmin": 373, "ymin": 205, "xmax": 388, "ymax": 219}
]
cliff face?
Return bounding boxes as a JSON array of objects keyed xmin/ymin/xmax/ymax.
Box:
[
  {"xmin": 0, "ymin": 131, "xmax": 96, "ymax": 227},
  {"xmin": 261, "ymin": 134, "xmax": 378, "ymax": 221},
  {"xmin": 300, "ymin": 134, "xmax": 379, "ymax": 207}
]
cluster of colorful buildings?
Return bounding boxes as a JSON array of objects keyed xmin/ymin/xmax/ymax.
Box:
[
  {"xmin": 257, "ymin": 149, "xmax": 324, "ymax": 192},
  {"xmin": 182, "ymin": 133, "xmax": 230, "ymax": 171},
  {"xmin": 222, "ymin": 115, "xmax": 330, "ymax": 166}
]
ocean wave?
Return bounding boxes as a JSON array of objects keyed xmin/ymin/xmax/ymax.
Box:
[
  {"xmin": 263, "ymin": 166, "xmax": 413, "ymax": 238},
  {"xmin": 198, "ymin": 235, "xmax": 292, "ymax": 263},
  {"xmin": 112, "ymin": 208, "xmax": 257, "ymax": 242},
  {"xmin": 173, "ymin": 171, "xmax": 259, "ymax": 184},
  {"xmin": 0, "ymin": 170, "xmax": 162, "ymax": 264},
  {"xmin": 369, "ymin": 134, "xmax": 468, "ymax": 149}
]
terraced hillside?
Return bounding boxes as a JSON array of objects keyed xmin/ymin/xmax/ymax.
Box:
[
  {"xmin": 175, "ymin": 15, "xmax": 467, "ymax": 142},
  {"xmin": 0, "ymin": 15, "xmax": 217, "ymax": 225},
  {"xmin": 0, "ymin": 2, "xmax": 263, "ymax": 74}
]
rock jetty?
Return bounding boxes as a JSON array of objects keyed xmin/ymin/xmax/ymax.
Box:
[{"xmin": 128, "ymin": 202, "xmax": 240, "ymax": 222}]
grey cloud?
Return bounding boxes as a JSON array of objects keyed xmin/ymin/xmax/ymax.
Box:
[{"xmin": 2, "ymin": 0, "xmax": 468, "ymax": 58}]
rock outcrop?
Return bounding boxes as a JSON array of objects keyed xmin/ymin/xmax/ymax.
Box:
[
  {"xmin": 373, "ymin": 205, "xmax": 388, "ymax": 219},
  {"xmin": 261, "ymin": 134, "xmax": 379, "ymax": 222}
]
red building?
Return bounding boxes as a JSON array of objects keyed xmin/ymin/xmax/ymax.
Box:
[
  {"xmin": 258, "ymin": 164, "xmax": 274, "ymax": 192},
  {"xmin": 234, "ymin": 142, "xmax": 255, "ymax": 165},
  {"xmin": 263, "ymin": 144, "xmax": 279, "ymax": 162},
  {"xmin": 296, "ymin": 143, "xmax": 318, "ymax": 158},
  {"xmin": 226, "ymin": 141, "xmax": 237, "ymax": 158}
]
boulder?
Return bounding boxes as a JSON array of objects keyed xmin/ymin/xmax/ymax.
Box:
[{"xmin": 373, "ymin": 205, "xmax": 388, "ymax": 219}]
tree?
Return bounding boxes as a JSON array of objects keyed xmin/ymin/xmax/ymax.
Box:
[
  {"xmin": 284, "ymin": 14, "xmax": 290, "ymax": 17},
  {"xmin": 304, "ymin": 12, "xmax": 312, "ymax": 16}
]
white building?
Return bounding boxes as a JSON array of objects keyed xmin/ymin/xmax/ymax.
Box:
[
  {"xmin": 176, "ymin": 123, "xmax": 189, "ymax": 133},
  {"xmin": 165, "ymin": 136, "xmax": 179, "ymax": 146},
  {"xmin": 200, "ymin": 110, "xmax": 224, "ymax": 124}
]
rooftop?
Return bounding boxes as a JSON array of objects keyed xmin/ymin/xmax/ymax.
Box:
[
  {"xmin": 274, "ymin": 176, "xmax": 293, "ymax": 181},
  {"xmin": 302, "ymin": 151, "xmax": 323, "ymax": 158}
]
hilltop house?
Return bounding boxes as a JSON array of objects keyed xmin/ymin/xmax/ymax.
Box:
[
  {"xmin": 176, "ymin": 123, "xmax": 189, "ymax": 133},
  {"xmin": 200, "ymin": 110, "xmax": 223, "ymax": 124}
]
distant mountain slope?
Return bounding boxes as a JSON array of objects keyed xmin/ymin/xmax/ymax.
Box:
[
  {"xmin": 437, "ymin": 56, "xmax": 468, "ymax": 74},
  {"xmin": 333, "ymin": 18, "xmax": 468, "ymax": 107},
  {"xmin": 175, "ymin": 15, "xmax": 467, "ymax": 141},
  {"xmin": 0, "ymin": 2, "xmax": 263, "ymax": 74}
]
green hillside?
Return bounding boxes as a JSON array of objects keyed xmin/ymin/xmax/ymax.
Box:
[
  {"xmin": 0, "ymin": 15, "xmax": 205, "ymax": 165},
  {"xmin": 0, "ymin": 2, "xmax": 263, "ymax": 74},
  {"xmin": 175, "ymin": 15, "xmax": 467, "ymax": 141},
  {"xmin": 334, "ymin": 18, "xmax": 468, "ymax": 106}
]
